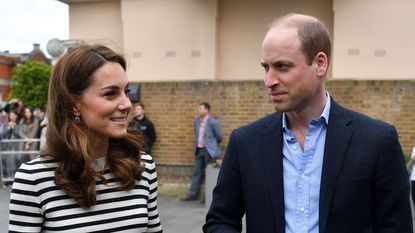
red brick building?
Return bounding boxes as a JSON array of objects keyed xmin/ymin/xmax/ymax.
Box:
[{"xmin": 0, "ymin": 44, "xmax": 50, "ymax": 104}]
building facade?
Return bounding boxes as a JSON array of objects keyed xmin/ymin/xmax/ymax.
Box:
[
  {"xmin": 0, "ymin": 44, "xmax": 50, "ymax": 103},
  {"xmin": 59, "ymin": 0, "xmax": 415, "ymax": 178}
]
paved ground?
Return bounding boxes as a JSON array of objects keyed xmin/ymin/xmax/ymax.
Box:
[
  {"xmin": 1, "ymin": 186, "xmax": 414, "ymax": 233},
  {"xmin": 0, "ymin": 186, "xmax": 207, "ymax": 233}
]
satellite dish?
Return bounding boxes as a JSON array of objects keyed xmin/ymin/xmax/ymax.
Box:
[{"xmin": 47, "ymin": 38, "xmax": 65, "ymax": 57}]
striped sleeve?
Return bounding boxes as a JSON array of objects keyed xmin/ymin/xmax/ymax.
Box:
[
  {"xmin": 8, "ymin": 162, "xmax": 44, "ymax": 232},
  {"xmin": 141, "ymin": 154, "xmax": 163, "ymax": 232}
]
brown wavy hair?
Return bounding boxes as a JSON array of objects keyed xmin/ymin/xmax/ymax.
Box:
[
  {"xmin": 41, "ymin": 44, "xmax": 145, "ymax": 208},
  {"xmin": 21, "ymin": 107, "xmax": 35, "ymax": 125}
]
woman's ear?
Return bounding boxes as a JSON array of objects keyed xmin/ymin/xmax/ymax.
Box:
[
  {"xmin": 315, "ymin": 52, "xmax": 328, "ymax": 77},
  {"xmin": 72, "ymin": 105, "xmax": 81, "ymax": 116}
]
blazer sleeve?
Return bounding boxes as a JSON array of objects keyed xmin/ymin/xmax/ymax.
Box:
[
  {"xmin": 212, "ymin": 119, "xmax": 223, "ymax": 144},
  {"xmin": 203, "ymin": 129, "xmax": 244, "ymax": 233},
  {"xmin": 373, "ymin": 126, "xmax": 413, "ymax": 232}
]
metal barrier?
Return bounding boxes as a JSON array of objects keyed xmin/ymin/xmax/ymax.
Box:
[{"xmin": 0, "ymin": 138, "xmax": 40, "ymax": 182}]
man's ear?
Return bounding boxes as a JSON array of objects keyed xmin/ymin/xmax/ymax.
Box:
[{"xmin": 315, "ymin": 52, "xmax": 328, "ymax": 77}]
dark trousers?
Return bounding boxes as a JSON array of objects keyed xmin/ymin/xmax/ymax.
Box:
[{"xmin": 188, "ymin": 148, "xmax": 212, "ymax": 198}]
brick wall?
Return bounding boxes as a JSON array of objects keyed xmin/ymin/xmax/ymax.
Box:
[{"xmin": 136, "ymin": 80, "xmax": 415, "ymax": 170}]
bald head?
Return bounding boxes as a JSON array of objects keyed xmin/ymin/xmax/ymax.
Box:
[{"xmin": 266, "ymin": 13, "xmax": 331, "ymax": 66}]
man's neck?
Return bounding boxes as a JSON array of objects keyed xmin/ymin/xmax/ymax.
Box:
[
  {"xmin": 136, "ymin": 115, "xmax": 144, "ymax": 120},
  {"xmin": 200, "ymin": 114, "xmax": 209, "ymax": 120}
]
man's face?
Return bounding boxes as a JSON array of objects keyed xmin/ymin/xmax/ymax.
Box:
[
  {"xmin": 198, "ymin": 105, "xmax": 208, "ymax": 117},
  {"xmin": 135, "ymin": 105, "xmax": 144, "ymax": 118},
  {"xmin": 261, "ymin": 26, "xmax": 323, "ymax": 113}
]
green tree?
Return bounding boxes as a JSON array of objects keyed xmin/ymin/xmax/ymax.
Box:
[{"xmin": 9, "ymin": 61, "xmax": 51, "ymax": 108}]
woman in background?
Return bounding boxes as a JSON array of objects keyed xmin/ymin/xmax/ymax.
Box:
[
  {"xmin": 0, "ymin": 110, "xmax": 20, "ymax": 180},
  {"xmin": 8, "ymin": 44, "xmax": 162, "ymax": 232},
  {"xmin": 18, "ymin": 107, "xmax": 39, "ymax": 161}
]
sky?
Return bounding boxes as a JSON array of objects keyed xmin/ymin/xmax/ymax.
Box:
[{"xmin": 0, "ymin": 0, "xmax": 69, "ymax": 57}]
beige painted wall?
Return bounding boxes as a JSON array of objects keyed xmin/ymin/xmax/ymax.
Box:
[
  {"xmin": 65, "ymin": 0, "xmax": 333, "ymax": 82},
  {"xmin": 217, "ymin": 0, "xmax": 333, "ymax": 81},
  {"xmin": 333, "ymin": 0, "xmax": 415, "ymax": 79},
  {"xmin": 121, "ymin": 0, "xmax": 218, "ymax": 82},
  {"xmin": 69, "ymin": 1, "xmax": 123, "ymax": 50}
]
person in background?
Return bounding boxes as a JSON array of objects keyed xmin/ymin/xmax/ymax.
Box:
[
  {"xmin": 8, "ymin": 44, "xmax": 162, "ymax": 232},
  {"xmin": 204, "ymin": 13, "xmax": 412, "ymax": 233},
  {"xmin": 39, "ymin": 115, "xmax": 48, "ymax": 149},
  {"xmin": 0, "ymin": 110, "xmax": 20, "ymax": 180},
  {"xmin": 181, "ymin": 102, "xmax": 223, "ymax": 202},
  {"xmin": 18, "ymin": 107, "xmax": 39, "ymax": 160},
  {"xmin": 33, "ymin": 106, "xmax": 46, "ymax": 135},
  {"xmin": 128, "ymin": 103, "xmax": 157, "ymax": 155},
  {"xmin": 34, "ymin": 106, "xmax": 47, "ymax": 149},
  {"xmin": 407, "ymin": 146, "xmax": 415, "ymax": 205},
  {"xmin": 0, "ymin": 109, "xmax": 8, "ymax": 136}
]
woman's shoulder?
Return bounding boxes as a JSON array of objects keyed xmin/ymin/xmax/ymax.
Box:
[
  {"xmin": 140, "ymin": 152, "xmax": 157, "ymax": 171},
  {"xmin": 140, "ymin": 152, "xmax": 154, "ymax": 163},
  {"xmin": 14, "ymin": 156, "xmax": 57, "ymax": 183},
  {"xmin": 18, "ymin": 156, "xmax": 58, "ymax": 171}
]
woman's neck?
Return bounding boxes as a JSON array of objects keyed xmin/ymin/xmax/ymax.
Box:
[{"xmin": 89, "ymin": 138, "xmax": 109, "ymax": 158}]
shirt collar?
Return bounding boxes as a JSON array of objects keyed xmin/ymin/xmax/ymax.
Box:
[{"xmin": 282, "ymin": 92, "xmax": 331, "ymax": 130}]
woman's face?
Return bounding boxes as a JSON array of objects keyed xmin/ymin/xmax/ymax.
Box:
[
  {"xmin": 9, "ymin": 112, "xmax": 17, "ymax": 122},
  {"xmin": 73, "ymin": 62, "xmax": 132, "ymax": 143},
  {"xmin": 24, "ymin": 108, "xmax": 32, "ymax": 119}
]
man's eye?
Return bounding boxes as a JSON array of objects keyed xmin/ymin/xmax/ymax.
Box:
[
  {"xmin": 125, "ymin": 89, "xmax": 131, "ymax": 95},
  {"xmin": 261, "ymin": 63, "xmax": 270, "ymax": 72},
  {"xmin": 277, "ymin": 64, "xmax": 290, "ymax": 71}
]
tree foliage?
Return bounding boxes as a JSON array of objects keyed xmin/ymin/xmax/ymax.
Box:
[{"xmin": 9, "ymin": 61, "xmax": 51, "ymax": 108}]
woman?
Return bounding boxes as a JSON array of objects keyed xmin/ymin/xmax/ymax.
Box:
[
  {"xmin": 0, "ymin": 110, "xmax": 20, "ymax": 180},
  {"xmin": 18, "ymin": 107, "xmax": 40, "ymax": 160},
  {"xmin": 8, "ymin": 45, "xmax": 163, "ymax": 232}
]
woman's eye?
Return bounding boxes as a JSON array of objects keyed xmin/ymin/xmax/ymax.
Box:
[{"xmin": 105, "ymin": 91, "xmax": 117, "ymax": 97}]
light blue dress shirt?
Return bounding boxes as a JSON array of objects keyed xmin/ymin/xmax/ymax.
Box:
[{"xmin": 282, "ymin": 95, "xmax": 331, "ymax": 233}]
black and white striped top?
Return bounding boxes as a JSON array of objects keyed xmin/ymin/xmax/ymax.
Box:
[{"xmin": 8, "ymin": 154, "xmax": 163, "ymax": 233}]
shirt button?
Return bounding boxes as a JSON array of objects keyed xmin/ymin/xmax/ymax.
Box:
[
  {"xmin": 292, "ymin": 145, "xmax": 297, "ymax": 150},
  {"xmin": 299, "ymin": 207, "xmax": 305, "ymax": 212},
  {"xmin": 301, "ymin": 174, "xmax": 306, "ymax": 179}
]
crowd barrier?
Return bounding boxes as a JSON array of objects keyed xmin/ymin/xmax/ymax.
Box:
[{"xmin": 0, "ymin": 138, "xmax": 40, "ymax": 182}]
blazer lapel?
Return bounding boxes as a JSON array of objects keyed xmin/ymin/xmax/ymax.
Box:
[
  {"xmin": 261, "ymin": 112, "xmax": 286, "ymax": 233},
  {"xmin": 319, "ymin": 99, "xmax": 353, "ymax": 233}
]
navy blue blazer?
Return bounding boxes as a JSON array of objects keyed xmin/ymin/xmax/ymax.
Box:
[{"xmin": 204, "ymin": 99, "xmax": 412, "ymax": 233}]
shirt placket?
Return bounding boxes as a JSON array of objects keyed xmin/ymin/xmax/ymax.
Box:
[{"xmin": 295, "ymin": 121, "xmax": 321, "ymax": 233}]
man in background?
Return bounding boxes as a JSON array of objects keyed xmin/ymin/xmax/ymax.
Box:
[
  {"xmin": 182, "ymin": 102, "xmax": 223, "ymax": 202},
  {"xmin": 128, "ymin": 103, "xmax": 157, "ymax": 155}
]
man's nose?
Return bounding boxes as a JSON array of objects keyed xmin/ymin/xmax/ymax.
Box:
[{"xmin": 264, "ymin": 68, "xmax": 279, "ymax": 88}]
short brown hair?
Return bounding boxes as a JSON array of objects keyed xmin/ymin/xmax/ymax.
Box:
[
  {"xmin": 200, "ymin": 102, "xmax": 211, "ymax": 112},
  {"xmin": 135, "ymin": 102, "xmax": 145, "ymax": 109},
  {"xmin": 271, "ymin": 13, "xmax": 331, "ymax": 66}
]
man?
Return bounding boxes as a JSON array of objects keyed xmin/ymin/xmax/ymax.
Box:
[
  {"xmin": 204, "ymin": 13, "xmax": 412, "ymax": 233},
  {"xmin": 128, "ymin": 103, "xmax": 156, "ymax": 154},
  {"xmin": 182, "ymin": 102, "xmax": 223, "ymax": 201}
]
